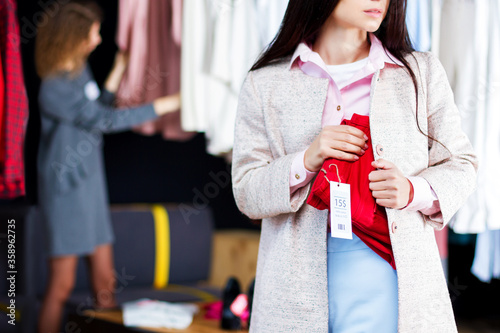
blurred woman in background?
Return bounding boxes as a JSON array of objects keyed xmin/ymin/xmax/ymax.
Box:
[{"xmin": 35, "ymin": 1, "xmax": 180, "ymax": 332}]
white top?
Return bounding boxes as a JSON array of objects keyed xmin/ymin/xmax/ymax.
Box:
[{"xmin": 326, "ymin": 57, "xmax": 369, "ymax": 89}]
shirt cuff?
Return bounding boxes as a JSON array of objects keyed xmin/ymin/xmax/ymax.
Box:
[
  {"xmin": 290, "ymin": 150, "xmax": 317, "ymax": 194},
  {"xmin": 402, "ymin": 176, "xmax": 442, "ymax": 217}
]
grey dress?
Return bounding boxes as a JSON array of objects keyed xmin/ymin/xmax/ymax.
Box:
[{"xmin": 37, "ymin": 65, "xmax": 157, "ymax": 256}]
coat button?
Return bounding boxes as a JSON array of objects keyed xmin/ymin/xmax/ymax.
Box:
[
  {"xmin": 391, "ymin": 222, "xmax": 398, "ymax": 233},
  {"xmin": 337, "ymin": 105, "xmax": 342, "ymax": 111},
  {"xmin": 376, "ymin": 144, "xmax": 384, "ymax": 156}
]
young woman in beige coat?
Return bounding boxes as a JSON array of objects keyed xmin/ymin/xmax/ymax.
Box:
[{"xmin": 232, "ymin": 0, "xmax": 477, "ymax": 332}]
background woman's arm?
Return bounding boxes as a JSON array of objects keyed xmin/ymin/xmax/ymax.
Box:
[
  {"xmin": 39, "ymin": 78, "xmax": 180, "ymax": 133},
  {"xmin": 104, "ymin": 51, "xmax": 128, "ymax": 94}
]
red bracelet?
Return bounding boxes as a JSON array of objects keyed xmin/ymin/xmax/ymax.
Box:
[{"xmin": 402, "ymin": 180, "xmax": 414, "ymax": 209}]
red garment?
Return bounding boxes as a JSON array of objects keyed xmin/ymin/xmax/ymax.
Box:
[
  {"xmin": 0, "ymin": 0, "xmax": 28, "ymax": 198},
  {"xmin": 307, "ymin": 114, "xmax": 395, "ymax": 269},
  {"xmin": 0, "ymin": 44, "xmax": 5, "ymax": 164}
]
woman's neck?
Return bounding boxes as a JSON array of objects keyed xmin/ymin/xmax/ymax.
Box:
[{"xmin": 313, "ymin": 22, "xmax": 370, "ymax": 66}]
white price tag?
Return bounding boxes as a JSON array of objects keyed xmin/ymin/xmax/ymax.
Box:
[{"xmin": 330, "ymin": 182, "xmax": 352, "ymax": 239}]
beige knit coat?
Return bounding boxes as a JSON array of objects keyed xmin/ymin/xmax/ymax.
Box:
[{"xmin": 232, "ymin": 51, "xmax": 477, "ymax": 333}]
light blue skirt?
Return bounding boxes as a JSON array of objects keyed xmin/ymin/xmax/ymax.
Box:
[{"xmin": 327, "ymin": 233, "xmax": 398, "ymax": 332}]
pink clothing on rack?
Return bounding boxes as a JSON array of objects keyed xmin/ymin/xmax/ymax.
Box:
[
  {"xmin": 288, "ymin": 34, "xmax": 441, "ymax": 217},
  {"xmin": 171, "ymin": 0, "xmax": 182, "ymax": 46},
  {"xmin": 116, "ymin": 0, "xmax": 194, "ymax": 141}
]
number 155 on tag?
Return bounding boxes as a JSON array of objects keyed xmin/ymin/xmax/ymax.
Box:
[{"xmin": 330, "ymin": 182, "xmax": 352, "ymax": 239}]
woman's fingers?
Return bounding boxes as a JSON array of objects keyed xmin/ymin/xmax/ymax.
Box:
[
  {"xmin": 368, "ymin": 160, "xmax": 411, "ymax": 209},
  {"xmin": 368, "ymin": 169, "xmax": 397, "ymax": 183},
  {"xmin": 329, "ymin": 137, "xmax": 367, "ymax": 154},
  {"xmin": 371, "ymin": 187, "xmax": 408, "ymax": 208},
  {"xmin": 324, "ymin": 125, "xmax": 368, "ymax": 148},
  {"xmin": 326, "ymin": 148, "xmax": 361, "ymax": 162},
  {"xmin": 374, "ymin": 198, "xmax": 398, "ymax": 207},
  {"xmin": 324, "ymin": 124, "xmax": 368, "ymax": 138},
  {"xmin": 320, "ymin": 125, "xmax": 368, "ymax": 156},
  {"xmin": 371, "ymin": 159, "xmax": 395, "ymax": 170},
  {"xmin": 304, "ymin": 125, "xmax": 369, "ymax": 171}
]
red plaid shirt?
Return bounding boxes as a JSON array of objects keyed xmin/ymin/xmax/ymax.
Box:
[
  {"xmin": 0, "ymin": 0, "xmax": 29, "ymax": 198},
  {"xmin": 0, "ymin": 39, "xmax": 4, "ymax": 165}
]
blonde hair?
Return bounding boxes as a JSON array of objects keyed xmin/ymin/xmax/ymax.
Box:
[{"xmin": 35, "ymin": 0, "xmax": 103, "ymax": 78}]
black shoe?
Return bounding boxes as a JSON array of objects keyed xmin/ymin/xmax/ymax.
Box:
[{"xmin": 221, "ymin": 277, "xmax": 242, "ymax": 330}]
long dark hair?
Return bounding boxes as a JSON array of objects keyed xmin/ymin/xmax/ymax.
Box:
[
  {"xmin": 252, "ymin": 0, "xmax": 413, "ymax": 72},
  {"xmin": 251, "ymin": 0, "xmax": 449, "ymax": 155}
]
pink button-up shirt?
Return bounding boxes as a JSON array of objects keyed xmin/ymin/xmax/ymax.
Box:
[{"xmin": 289, "ymin": 34, "xmax": 441, "ymax": 216}]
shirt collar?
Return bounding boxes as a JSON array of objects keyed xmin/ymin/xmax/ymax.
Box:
[{"xmin": 288, "ymin": 33, "xmax": 403, "ymax": 71}]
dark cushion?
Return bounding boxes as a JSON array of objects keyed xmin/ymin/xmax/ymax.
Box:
[{"xmin": 0, "ymin": 203, "xmax": 214, "ymax": 332}]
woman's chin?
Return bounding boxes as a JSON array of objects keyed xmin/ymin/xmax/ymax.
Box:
[{"xmin": 364, "ymin": 24, "xmax": 383, "ymax": 33}]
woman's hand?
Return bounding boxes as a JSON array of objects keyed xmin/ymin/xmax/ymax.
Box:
[
  {"xmin": 104, "ymin": 51, "xmax": 129, "ymax": 93},
  {"xmin": 112, "ymin": 51, "xmax": 129, "ymax": 73},
  {"xmin": 368, "ymin": 159, "xmax": 412, "ymax": 209},
  {"xmin": 153, "ymin": 92, "xmax": 181, "ymax": 116},
  {"xmin": 304, "ymin": 125, "xmax": 368, "ymax": 172}
]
